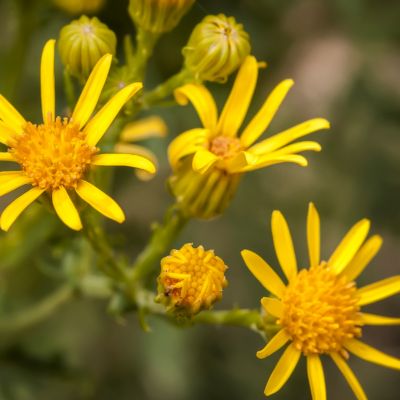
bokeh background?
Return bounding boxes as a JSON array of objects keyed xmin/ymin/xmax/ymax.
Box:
[{"xmin": 0, "ymin": 0, "xmax": 399, "ymax": 399}]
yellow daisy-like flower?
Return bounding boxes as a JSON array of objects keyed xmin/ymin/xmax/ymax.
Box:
[
  {"xmin": 0, "ymin": 40, "xmax": 155, "ymax": 231},
  {"xmin": 241, "ymin": 203, "xmax": 400, "ymax": 399},
  {"xmin": 169, "ymin": 55, "xmax": 330, "ymax": 176}
]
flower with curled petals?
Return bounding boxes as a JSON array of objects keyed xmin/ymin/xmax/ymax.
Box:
[
  {"xmin": 241, "ymin": 203, "xmax": 400, "ymax": 399},
  {"xmin": 168, "ymin": 56, "xmax": 330, "ymax": 219},
  {"xmin": 0, "ymin": 40, "xmax": 155, "ymax": 231}
]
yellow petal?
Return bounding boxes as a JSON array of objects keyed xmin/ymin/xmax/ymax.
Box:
[
  {"xmin": 261, "ymin": 297, "xmax": 284, "ymax": 318},
  {"xmin": 271, "ymin": 210, "xmax": 297, "ymax": 281},
  {"xmin": 52, "ymin": 187, "xmax": 82, "ymax": 231},
  {"xmin": 0, "ymin": 95, "xmax": 26, "ymax": 133},
  {"xmin": 0, "ymin": 187, "xmax": 44, "ymax": 231},
  {"xmin": 84, "ymin": 82, "xmax": 143, "ymax": 146},
  {"xmin": 345, "ymin": 339, "xmax": 400, "ymax": 370},
  {"xmin": 0, "ymin": 119, "xmax": 18, "ymax": 145},
  {"xmin": 175, "ymin": 84, "xmax": 218, "ymax": 130},
  {"xmin": 307, "ymin": 355, "xmax": 326, "ymax": 400},
  {"xmin": 330, "ymin": 352, "xmax": 367, "ymax": 400},
  {"xmin": 224, "ymin": 151, "xmax": 259, "ymax": 173},
  {"xmin": 307, "ymin": 202, "xmax": 320, "ymax": 268},
  {"xmin": 360, "ymin": 312, "xmax": 400, "ymax": 325},
  {"xmin": 241, "ymin": 79, "xmax": 294, "ymax": 147},
  {"xmin": 41, "ymin": 39, "xmax": 56, "ymax": 123},
  {"xmin": 192, "ymin": 149, "xmax": 219, "ymax": 174},
  {"xmin": 0, "ymin": 152, "xmax": 15, "ymax": 161},
  {"xmin": 120, "ymin": 116, "xmax": 168, "ymax": 142},
  {"xmin": 357, "ymin": 275, "xmax": 400, "ymax": 306},
  {"xmin": 168, "ymin": 128, "xmax": 208, "ymax": 168},
  {"xmin": 248, "ymin": 118, "xmax": 330, "ymax": 155},
  {"xmin": 341, "ymin": 235, "xmax": 383, "ymax": 281},
  {"xmin": 92, "ymin": 153, "xmax": 156, "ymax": 174},
  {"xmin": 75, "ymin": 180, "xmax": 125, "ymax": 223},
  {"xmin": 217, "ymin": 56, "xmax": 258, "ymax": 137},
  {"xmin": 72, "ymin": 54, "xmax": 113, "ymax": 128},
  {"xmin": 241, "ymin": 249, "xmax": 286, "ymax": 298},
  {"xmin": 256, "ymin": 329, "xmax": 290, "ymax": 359},
  {"xmin": 239, "ymin": 154, "xmax": 308, "ymax": 172},
  {"xmin": 264, "ymin": 343, "xmax": 301, "ymax": 396},
  {"xmin": 329, "ymin": 219, "xmax": 370, "ymax": 274},
  {"xmin": 0, "ymin": 174, "xmax": 32, "ymax": 196},
  {"xmin": 265, "ymin": 141, "xmax": 322, "ymax": 157}
]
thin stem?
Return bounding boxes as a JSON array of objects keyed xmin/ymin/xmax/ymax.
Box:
[
  {"xmin": 0, "ymin": 285, "xmax": 73, "ymax": 335},
  {"xmin": 63, "ymin": 69, "xmax": 76, "ymax": 111},
  {"xmin": 129, "ymin": 206, "xmax": 188, "ymax": 285},
  {"xmin": 192, "ymin": 309, "xmax": 263, "ymax": 329}
]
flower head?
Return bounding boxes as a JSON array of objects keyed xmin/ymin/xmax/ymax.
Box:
[
  {"xmin": 157, "ymin": 243, "xmax": 228, "ymax": 316},
  {"xmin": 168, "ymin": 56, "xmax": 329, "ymax": 218},
  {"xmin": 183, "ymin": 14, "xmax": 251, "ymax": 83},
  {"xmin": 53, "ymin": 0, "xmax": 105, "ymax": 15},
  {"xmin": 0, "ymin": 40, "xmax": 156, "ymax": 231},
  {"xmin": 241, "ymin": 203, "xmax": 400, "ymax": 399}
]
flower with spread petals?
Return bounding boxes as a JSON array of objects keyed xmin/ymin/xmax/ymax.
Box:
[
  {"xmin": 116, "ymin": 116, "xmax": 167, "ymax": 180},
  {"xmin": 168, "ymin": 56, "xmax": 330, "ymax": 219},
  {"xmin": 0, "ymin": 40, "xmax": 155, "ymax": 231},
  {"xmin": 241, "ymin": 203, "xmax": 400, "ymax": 399},
  {"xmin": 157, "ymin": 243, "xmax": 228, "ymax": 316}
]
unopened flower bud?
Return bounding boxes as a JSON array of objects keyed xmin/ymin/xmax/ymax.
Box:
[
  {"xmin": 183, "ymin": 14, "xmax": 251, "ymax": 83},
  {"xmin": 128, "ymin": 0, "xmax": 195, "ymax": 34},
  {"xmin": 169, "ymin": 158, "xmax": 241, "ymax": 219},
  {"xmin": 53, "ymin": 0, "xmax": 105, "ymax": 15},
  {"xmin": 157, "ymin": 243, "xmax": 228, "ymax": 317},
  {"xmin": 58, "ymin": 16, "xmax": 116, "ymax": 80}
]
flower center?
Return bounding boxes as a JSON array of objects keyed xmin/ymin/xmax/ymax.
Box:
[
  {"xmin": 278, "ymin": 264, "xmax": 362, "ymax": 356},
  {"xmin": 10, "ymin": 117, "xmax": 98, "ymax": 191},
  {"xmin": 209, "ymin": 135, "xmax": 242, "ymax": 159},
  {"xmin": 159, "ymin": 243, "xmax": 228, "ymax": 313}
]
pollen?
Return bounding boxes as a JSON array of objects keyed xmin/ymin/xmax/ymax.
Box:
[
  {"xmin": 158, "ymin": 243, "xmax": 228, "ymax": 315},
  {"xmin": 210, "ymin": 135, "xmax": 242, "ymax": 159},
  {"xmin": 10, "ymin": 117, "xmax": 98, "ymax": 191},
  {"xmin": 278, "ymin": 264, "xmax": 362, "ymax": 356}
]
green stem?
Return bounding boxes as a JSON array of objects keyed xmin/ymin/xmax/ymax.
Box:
[
  {"xmin": 0, "ymin": 285, "xmax": 73, "ymax": 335},
  {"xmin": 83, "ymin": 212, "xmax": 128, "ymax": 282},
  {"xmin": 132, "ymin": 28, "xmax": 160, "ymax": 81},
  {"xmin": 192, "ymin": 309, "xmax": 263, "ymax": 329},
  {"xmin": 63, "ymin": 69, "xmax": 76, "ymax": 110},
  {"xmin": 142, "ymin": 69, "xmax": 193, "ymax": 108},
  {"xmin": 129, "ymin": 206, "xmax": 188, "ymax": 285}
]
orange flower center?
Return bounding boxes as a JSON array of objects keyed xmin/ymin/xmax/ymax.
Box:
[
  {"xmin": 278, "ymin": 264, "xmax": 362, "ymax": 356},
  {"xmin": 209, "ymin": 135, "xmax": 242, "ymax": 160},
  {"xmin": 9, "ymin": 117, "xmax": 98, "ymax": 191},
  {"xmin": 159, "ymin": 243, "xmax": 228, "ymax": 314}
]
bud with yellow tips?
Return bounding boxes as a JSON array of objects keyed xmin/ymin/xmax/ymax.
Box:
[{"xmin": 157, "ymin": 243, "xmax": 228, "ymax": 317}]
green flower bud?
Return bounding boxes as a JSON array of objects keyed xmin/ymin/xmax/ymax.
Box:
[
  {"xmin": 58, "ymin": 15, "xmax": 116, "ymax": 80},
  {"xmin": 169, "ymin": 157, "xmax": 241, "ymax": 219},
  {"xmin": 183, "ymin": 14, "xmax": 251, "ymax": 83},
  {"xmin": 128, "ymin": 0, "xmax": 195, "ymax": 34},
  {"xmin": 53, "ymin": 0, "xmax": 105, "ymax": 15}
]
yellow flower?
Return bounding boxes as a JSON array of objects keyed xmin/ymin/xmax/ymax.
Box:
[
  {"xmin": 157, "ymin": 243, "xmax": 228, "ymax": 316},
  {"xmin": 241, "ymin": 203, "xmax": 400, "ymax": 399},
  {"xmin": 0, "ymin": 40, "xmax": 155, "ymax": 231},
  {"xmin": 115, "ymin": 116, "xmax": 167, "ymax": 181},
  {"xmin": 169, "ymin": 55, "xmax": 330, "ymax": 176}
]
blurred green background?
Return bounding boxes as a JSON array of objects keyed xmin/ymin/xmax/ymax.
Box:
[{"xmin": 0, "ymin": 0, "xmax": 399, "ymax": 399}]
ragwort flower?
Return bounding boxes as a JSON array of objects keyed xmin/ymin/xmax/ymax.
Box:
[
  {"xmin": 169, "ymin": 56, "xmax": 330, "ymax": 219},
  {"xmin": 241, "ymin": 203, "xmax": 400, "ymax": 399},
  {"xmin": 0, "ymin": 40, "xmax": 155, "ymax": 231}
]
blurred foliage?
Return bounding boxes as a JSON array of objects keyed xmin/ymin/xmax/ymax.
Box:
[{"xmin": 0, "ymin": 0, "xmax": 399, "ymax": 399}]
